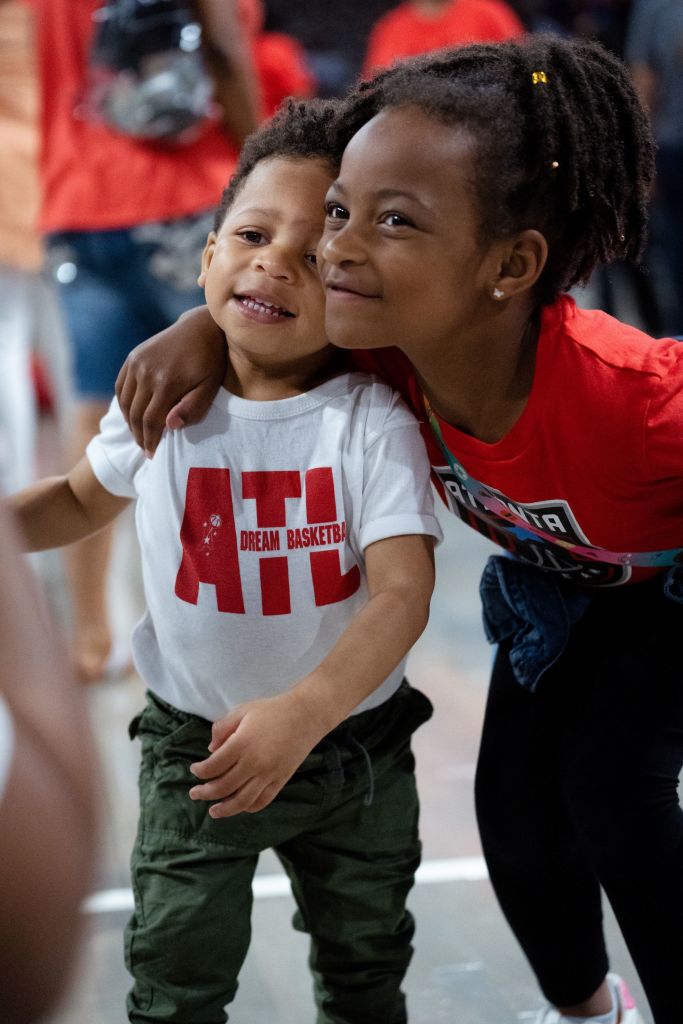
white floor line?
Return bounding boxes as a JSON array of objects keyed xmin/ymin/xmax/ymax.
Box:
[{"xmin": 83, "ymin": 856, "xmax": 488, "ymax": 915}]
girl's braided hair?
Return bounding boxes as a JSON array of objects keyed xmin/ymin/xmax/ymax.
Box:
[
  {"xmin": 335, "ymin": 35, "xmax": 655, "ymax": 304},
  {"xmin": 214, "ymin": 97, "xmax": 344, "ymax": 231}
]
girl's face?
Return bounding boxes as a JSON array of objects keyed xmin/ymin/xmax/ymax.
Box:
[
  {"xmin": 200, "ymin": 156, "xmax": 333, "ymax": 370},
  {"xmin": 319, "ymin": 106, "xmax": 501, "ymax": 363}
]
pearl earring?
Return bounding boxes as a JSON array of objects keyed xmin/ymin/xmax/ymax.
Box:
[{"xmin": 493, "ymin": 287, "xmax": 505, "ymax": 300}]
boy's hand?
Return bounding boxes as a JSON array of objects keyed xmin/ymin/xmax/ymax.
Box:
[
  {"xmin": 188, "ymin": 691, "xmax": 326, "ymax": 818},
  {"xmin": 115, "ymin": 306, "xmax": 226, "ymax": 457}
]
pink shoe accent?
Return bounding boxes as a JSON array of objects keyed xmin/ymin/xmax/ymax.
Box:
[
  {"xmin": 614, "ymin": 975, "xmax": 636, "ymax": 1010},
  {"xmin": 606, "ymin": 972, "xmax": 644, "ymax": 1024}
]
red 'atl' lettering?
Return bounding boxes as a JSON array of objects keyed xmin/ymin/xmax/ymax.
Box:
[
  {"xmin": 243, "ymin": 471, "xmax": 301, "ymax": 526},
  {"xmin": 310, "ymin": 550, "xmax": 360, "ymax": 606},
  {"xmin": 175, "ymin": 468, "xmax": 245, "ymax": 613},
  {"xmin": 303, "ymin": 470, "xmax": 359, "ymax": 602},
  {"xmin": 242, "ymin": 470, "xmax": 300, "ymax": 614},
  {"xmin": 260, "ymin": 556, "xmax": 291, "ymax": 615},
  {"xmin": 175, "ymin": 467, "xmax": 360, "ymax": 615},
  {"xmin": 305, "ymin": 467, "xmax": 337, "ymax": 523}
]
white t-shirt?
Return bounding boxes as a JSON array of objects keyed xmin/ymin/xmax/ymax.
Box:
[{"xmin": 87, "ymin": 372, "xmax": 442, "ymax": 722}]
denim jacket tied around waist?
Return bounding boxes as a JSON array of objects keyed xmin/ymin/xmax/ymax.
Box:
[{"xmin": 479, "ymin": 555, "xmax": 683, "ymax": 693}]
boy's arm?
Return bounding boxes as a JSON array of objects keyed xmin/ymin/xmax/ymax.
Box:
[
  {"xmin": 10, "ymin": 456, "xmax": 130, "ymax": 552},
  {"xmin": 115, "ymin": 305, "xmax": 227, "ymax": 456},
  {"xmin": 189, "ymin": 532, "xmax": 436, "ymax": 818}
]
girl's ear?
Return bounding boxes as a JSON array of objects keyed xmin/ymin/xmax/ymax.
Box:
[
  {"xmin": 490, "ymin": 229, "xmax": 548, "ymax": 302},
  {"xmin": 198, "ymin": 231, "xmax": 218, "ymax": 287}
]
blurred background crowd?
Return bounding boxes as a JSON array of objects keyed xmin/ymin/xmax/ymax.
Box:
[
  {"xmin": 1, "ymin": 0, "xmax": 679, "ymax": 516},
  {"xmin": 0, "ymin": 1, "xmax": 678, "ymax": 1021}
]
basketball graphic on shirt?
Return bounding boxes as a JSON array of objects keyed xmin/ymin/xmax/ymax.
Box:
[{"xmin": 203, "ymin": 513, "xmax": 222, "ymax": 553}]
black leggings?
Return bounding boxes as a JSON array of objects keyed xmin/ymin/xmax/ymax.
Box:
[{"xmin": 474, "ymin": 581, "xmax": 683, "ymax": 1023}]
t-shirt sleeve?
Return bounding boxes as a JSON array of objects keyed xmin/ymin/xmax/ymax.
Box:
[
  {"xmin": 358, "ymin": 384, "xmax": 443, "ymax": 551},
  {"xmin": 86, "ymin": 398, "xmax": 147, "ymax": 499},
  {"xmin": 644, "ymin": 344, "xmax": 683, "ymax": 481}
]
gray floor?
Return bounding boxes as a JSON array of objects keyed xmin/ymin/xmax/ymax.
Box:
[{"xmin": 35, "ymin": 504, "xmax": 653, "ymax": 1024}]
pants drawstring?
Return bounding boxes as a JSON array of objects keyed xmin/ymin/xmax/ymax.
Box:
[
  {"xmin": 320, "ymin": 738, "xmax": 345, "ymax": 788},
  {"xmin": 319, "ymin": 729, "xmax": 376, "ymax": 807},
  {"xmin": 345, "ymin": 732, "xmax": 376, "ymax": 807}
]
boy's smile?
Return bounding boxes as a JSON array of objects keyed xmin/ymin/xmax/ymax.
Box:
[
  {"xmin": 200, "ymin": 156, "xmax": 335, "ymax": 394},
  {"xmin": 232, "ymin": 292, "xmax": 295, "ymax": 323}
]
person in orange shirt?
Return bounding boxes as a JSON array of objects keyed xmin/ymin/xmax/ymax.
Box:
[{"xmin": 363, "ymin": 0, "xmax": 524, "ymax": 76}]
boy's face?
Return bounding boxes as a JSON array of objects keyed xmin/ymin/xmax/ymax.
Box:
[
  {"xmin": 318, "ymin": 106, "xmax": 500, "ymax": 364},
  {"xmin": 200, "ymin": 156, "xmax": 333, "ymax": 370}
]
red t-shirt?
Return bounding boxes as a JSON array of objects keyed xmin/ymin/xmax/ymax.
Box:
[
  {"xmin": 354, "ymin": 296, "xmax": 683, "ymax": 588},
  {"xmin": 28, "ymin": 0, "xmax": 241, "ymax": 232},
  {"xmin": 238, "ymin": 0, "xmax": 314, "ymax": 118},
  {"xmin": 252, "ymin": 34, "xmax": 315, "ymax": 118},
  {"xmin": 363, "ymin": 0, "xmax": 524, "ymax": 76}
]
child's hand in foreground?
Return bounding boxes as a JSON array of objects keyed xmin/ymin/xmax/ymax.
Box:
[{"xmin": 188, "ymin": 690, "xmax": 328, "ymax": 818}]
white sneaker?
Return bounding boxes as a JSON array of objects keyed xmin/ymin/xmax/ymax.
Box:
[
  {"xmin": 607, "ymin": 974, "xmax": 645, "ymax": 1024},
  {"xmin": 533, "ymin": 973, "xmax": 644, "ymax": 1024}
]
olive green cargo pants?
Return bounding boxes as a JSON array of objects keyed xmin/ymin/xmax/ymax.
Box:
[{"xmin": 125, "ymin": 682, "xmax": 433, "ymax": 1023}]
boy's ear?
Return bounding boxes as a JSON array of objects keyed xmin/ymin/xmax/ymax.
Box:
[
  {"xmin": 198, "ymin": 231, "xmax": 218, "ymax": 287},
  {"xmin": 491, "ymin": 229, "xmax": 548, "ymax": 301}
]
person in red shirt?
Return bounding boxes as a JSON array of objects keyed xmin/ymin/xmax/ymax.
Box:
[
  {"xmin": 113, "ymin": 35, "xmax": 679, "ymax": 1024},
  {"xmin": 239, "ymin": 0, "xmax": 315, "ymax": 116},
  {"xmin": 26, "ymin": 0, "xmax": 260, "ymax": 683},
  {"xmin": 363, "ymin": 0, "xmax": 524, "ymax": 76}
]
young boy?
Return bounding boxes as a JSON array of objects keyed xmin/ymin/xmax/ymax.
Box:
[{"xmin": 9, "ymin": 99, "xmax": 441, "ymax": 1024}]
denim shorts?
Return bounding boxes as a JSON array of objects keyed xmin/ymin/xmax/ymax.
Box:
[{"xmin": 46, "ymin": 210, "xmax": 212, "ymax": 400}]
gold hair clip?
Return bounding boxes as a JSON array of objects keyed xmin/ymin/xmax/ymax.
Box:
[{"xmin": 532, "ymin": 70, "xmax": 548, "ymax": 85}]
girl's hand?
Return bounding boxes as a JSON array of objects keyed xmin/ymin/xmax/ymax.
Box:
[
  {"xmin": 115, "ymin": 306, "xmax": 227, "ymax": 456},
  {"xmin": 188, "ymin": 691, "xmax": 327, "ymax": 818}
]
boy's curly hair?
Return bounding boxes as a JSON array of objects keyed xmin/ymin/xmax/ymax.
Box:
[
  {"xmin": 214, "ymin": 97, "xmax": 344, "ymax": 231},
  {"xmin": 336, "ymin": 35, "xmax": 655, "ymax": 305}
]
